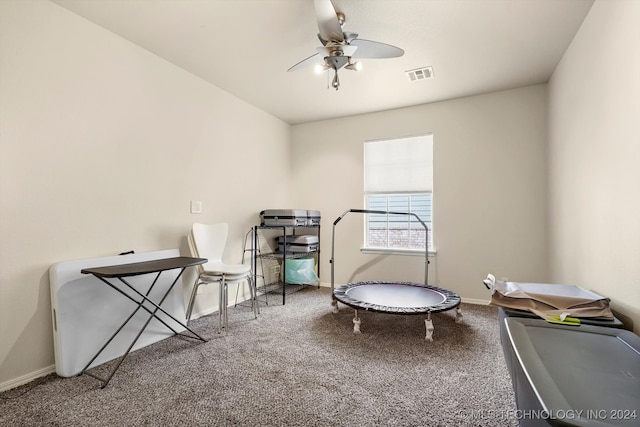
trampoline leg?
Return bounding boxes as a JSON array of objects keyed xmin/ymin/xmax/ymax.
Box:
[
  {"xmin": 455, "ymin": 307, "xmax": 463, "ymax": 324},
  {"xmin": 353, "ymin": 310, "xmax": 361, "ymax": 334},
  {"xmin": 331, "ymin": 298, "xmax": 339, "ymax": 314},
  {"xmin": 425, "ymin": 313, "xmax": 434, "ymax": 342}
]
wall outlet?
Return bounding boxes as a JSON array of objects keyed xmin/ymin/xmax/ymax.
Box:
[{"xmin": 190, "ymin": 201, "xmax": 202, "ymax": 214}]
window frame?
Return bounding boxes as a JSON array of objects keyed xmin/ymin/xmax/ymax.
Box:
[{"xmin": 362, "ymin": 135, "xmax": 435, "ymax": 255}]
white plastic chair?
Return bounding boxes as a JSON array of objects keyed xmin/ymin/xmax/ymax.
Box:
[{"xmin": 186, "ymin": 223, "xmax": 258, "ymax": 332}]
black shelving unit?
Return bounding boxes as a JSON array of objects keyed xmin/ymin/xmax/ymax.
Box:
[{"xmin": 252, "ymin": 224, "xmax": 320, "ymax": 305}]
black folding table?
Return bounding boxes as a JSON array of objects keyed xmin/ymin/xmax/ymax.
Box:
[{"xmin": 80, "ymin": 256, "xmax": 207, "ymax": 388}]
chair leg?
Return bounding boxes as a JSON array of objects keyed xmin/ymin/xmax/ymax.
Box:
[
  {"xmin": 224, "ymin": 277, "xmax": 229, "ymax": 330},
  {"xmin": 217, "ymin": 277, "xmax": 223, "ymax": 333},
  {"xmin": 233, "ymin": 275, "xmax": 260, "ymax": 316},
  {"xmin": 186, "ymin": 277, "xmax": 201, "ymax": 322},
  {"xmin": 234, "ymin": 282, "xmax": 241, "ymax": 307},
  {"xmin": 218, "ymin": 275, "xmax": 228, "ymax": 333}
]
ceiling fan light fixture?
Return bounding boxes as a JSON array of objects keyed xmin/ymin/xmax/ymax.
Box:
[
  {"xmin": 314, "ymin": 63, "xmax": 331, "ymax": 74},
  {"xmin": 325, "ymin": 54, "xmax": 350, "ymax": 70},
  {"xmin": 345, "ymin": 60, "xmax": 362, "ymax": 71}
]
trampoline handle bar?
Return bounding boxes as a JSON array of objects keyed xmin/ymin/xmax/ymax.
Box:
[
  {"xmin": 347, "ymin": 209, "xmax": 429, "ymax": 230},
  {"xmin": 332, "ymin": 209, "xmax": 352, "ymax": 226},
  {"xmin": 333, "ymin": 209, "xmax": 428, "ymax": 225},
  {"xmin": 330, "ymin": 209, "xmax": 430, "ymax": 291}
]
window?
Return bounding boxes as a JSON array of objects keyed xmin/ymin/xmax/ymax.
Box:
[{"xmin": 364, "ymin": 135, "xmax": 433, "ymax": 252}]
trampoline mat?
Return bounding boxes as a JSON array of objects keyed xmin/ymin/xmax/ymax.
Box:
[{"xmin": 334, "ymin": 281, "xmax": 461, "ymax": 314}]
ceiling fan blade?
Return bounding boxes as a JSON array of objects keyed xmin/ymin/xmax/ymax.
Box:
[
  {"xmin": 343, "ymin": 31, "xmax": 359, "ymax": 43},
  {"xmin": 350, "ymin": 39, "xmax": 404, "ymax": 59},
  {"xmin": 287, "ymin": 53, "xmax": 320, "ymax": 72},
  {"xmin": 314, "ymin": 0, "xmax": 344, "ymax": 43},
  {"xmin": 316, "ymin": 45, "xmax": 358, "ymax": 57}
]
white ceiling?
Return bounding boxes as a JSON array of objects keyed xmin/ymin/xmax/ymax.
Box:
[{"xmin": 52, "ymin": 0, "xmax": 594, "ymax": 125}]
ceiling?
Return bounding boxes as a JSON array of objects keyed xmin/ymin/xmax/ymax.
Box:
[{"xmin": 52, "ymin": 0, "xmax": 594, "ymax": 125}]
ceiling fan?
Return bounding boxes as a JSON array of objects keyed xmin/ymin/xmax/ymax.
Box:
[{"xmin": 288, "ymin": 0, "xmax": 404, "ymax": 90}]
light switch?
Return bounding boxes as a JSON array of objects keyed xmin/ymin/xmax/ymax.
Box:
[{"xmin": 190, "ymin": 201, "xmax": 202, "ymax": 214}]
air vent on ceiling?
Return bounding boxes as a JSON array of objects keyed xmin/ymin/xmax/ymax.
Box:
[{"xmin": 405, "ymin": 66, "xmax": 434, "ymax": 82}]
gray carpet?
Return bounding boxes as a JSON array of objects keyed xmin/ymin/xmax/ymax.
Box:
[{"xmin": 1, "ymin": 287, "xmax": 518, "ymax": 426}]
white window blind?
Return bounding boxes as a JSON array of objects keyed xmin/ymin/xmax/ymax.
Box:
[
  {"xmin": 363, "ymin": 134, "xmax": 434, "ymax": 252},
  {"xmin": 364, "ymin": 135, "xmax": 433, "ymax": 193}
]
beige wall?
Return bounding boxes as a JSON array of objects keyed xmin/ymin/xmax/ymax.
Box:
[
  {"xmin": 0, "ymin": 1, "xmax": 290, "ymax": 388},
  {"xmin": 3, "ymin": 0, "xmax": 638, "ymax": 393},
  {"xmin": 548, "ymin": 0, "xmax": 640, "ymax": 332},
  {"xmin": 291, "ymin": 85, "xmax": 549, "ymax": 302}
]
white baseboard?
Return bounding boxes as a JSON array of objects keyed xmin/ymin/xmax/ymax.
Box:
[
  {"xmin": 0, "ymin": 365, "xmax": 55, "ymax": 393},
  {"xmin": 188, "ymin": 306, "xmax": 218, "ymax": 321},
  {"xmin": 461, "ymin": 297, "xmax": 490, "ymax": 305}
]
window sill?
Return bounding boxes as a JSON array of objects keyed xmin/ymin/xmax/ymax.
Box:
[{"xmin": 360, "ymin": 247, "xmax": 437, "ymax": 257}]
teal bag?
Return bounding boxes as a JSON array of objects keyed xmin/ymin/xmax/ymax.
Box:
[{"xmin": 282, "ymin": 257, "xmax": 319, "ymax": 284}]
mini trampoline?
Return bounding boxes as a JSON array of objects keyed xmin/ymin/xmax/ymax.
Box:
[{"xmin": 330, "ymin": 209, "xmax": 463, "ymax": 341}]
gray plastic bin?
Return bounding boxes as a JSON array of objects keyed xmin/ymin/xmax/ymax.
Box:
[
  {"xmin": 498, "ymin": 306, "xmax": 624, "ymax": 349},
  {"xmin": 499, "ymin": 307, "xmax": 624, "ymax": 329},
  {"xmin": 503, "ymin": 317, "xmax": 640, "ymax": 426}
]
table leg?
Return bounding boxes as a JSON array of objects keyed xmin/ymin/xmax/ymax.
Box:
[
  {"xmin": 104, "ymin": 272, "xmax": 207, "ymax": 341},
  {"xmin": 80, "ymin": 268, "xmax": 206, "ymax": 387}
]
